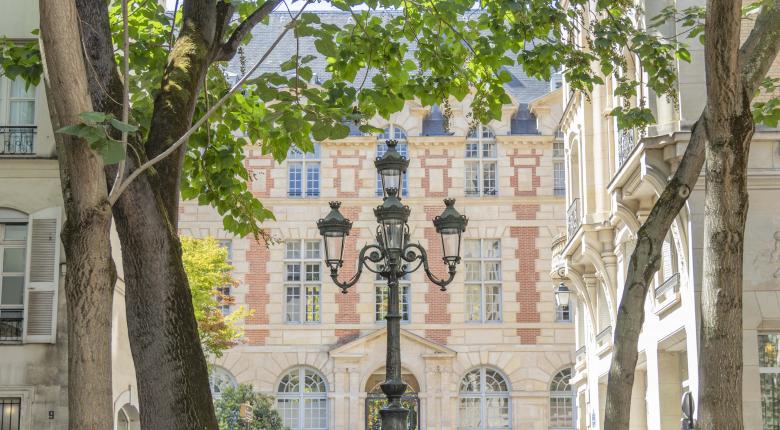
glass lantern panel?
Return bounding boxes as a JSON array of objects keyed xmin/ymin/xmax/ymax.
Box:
[
  {"xmin": 324, "ymin": 234, "xmax": 345, "ymax": 266},
  {"xmin": 381, "ymin": 219, "xmax": 405, "ymax": 251},
  {"xmin": 439, "ymin": 228, "xmax": 461, "ymax": 260},
  {"xmin": 380, "ymin": 169, "xmax": 402, "ymax": 193}
]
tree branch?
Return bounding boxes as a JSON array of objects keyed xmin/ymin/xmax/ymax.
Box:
[
  {"xmin": 739, "ymin": 0, "xmax": 780, "ymax": 96},
  {"xmin": 109, "ymin": 1, "xmax": 311, "ymax": 204},
  {"xmin": 212, "ymin": 0, "xmax": 283, "ymax": 62},
  {"xmin": 108, "ymin": 0, "xmax": 130, "ymax": 202}
]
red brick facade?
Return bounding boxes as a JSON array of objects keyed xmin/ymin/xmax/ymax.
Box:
[
  {"xmin": 245, "ymin": 236, "xmax": 271, "ymax": 345},
  {"xmin": 512, "ymin": 202, "xmax": 541, "ymax": 344}
]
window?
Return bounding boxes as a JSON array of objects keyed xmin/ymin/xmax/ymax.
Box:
[
  {"xmin": 284, "ymin": 241, "xmax": 322, "ymax": 323},
  {"xmin": 0, "ymin": 221, "xmax": 27, "ymax": 342},
  {"xmin": 759, "ymin": 334, "xmax": 780, "ymax": 429},
  {"xmin": 458, "ymin": 368, "xmax": 511, "ymax": 429},
  {"xmin": 288, "ymin": 144, "xmax": 320, "ymax": 197},
  {"xmin": 465, "ymin": 125, "xmax": 498, "ymax": 197},
  {"xmin": 277, "ymin": 367, "xmax": 328, "ymax": 430},
  {"xmin": 464, "ymin": 239, "xmax": 502, "ymax": 322},
  {"xmin": 217, "ymin": 239, "xmax": 233, "ymax": 315},
  {"xmin": 552, "ymin": 141, "xmax": 564, "ymax": 158},
  {"xmin": 0, "ymin": 77, "xmax": 36, "ymax": 154},
  {"xmin": 550, "ymin": 368, "xmax": 575, "ymax": 429},
  {"xmin": 375, "ymin": 272, "xmax": 411, "ymax": 323},
  {"xmin": 0, "ymin": 398, "xmax": 21, "ymax": 430},
  {"xmin": 209, "ymin": 366, "xmax": 237, "ymax": 400},
  {"xmin": 553, "ymin": 161, "xmax": 565, "ymax": 197},
  {"xmin": 376, "ymin": 140, "xmax": 409, "ymax": 197}
]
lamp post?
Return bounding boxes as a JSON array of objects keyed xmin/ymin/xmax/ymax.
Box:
[
  {"xmin": 317, "ymin": 140, "xmax": 467, "ymax": 430},
  {"xmin": 554, "ymin": 282, "xmax": 571, "ymax": 308}
]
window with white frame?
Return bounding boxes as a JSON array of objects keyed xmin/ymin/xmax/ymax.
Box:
[
  {"xmin": 465, "ymin": 125, "xmax": 498, "ymax": 197},
  {"xmin": 458, "ymin": 367, "xmax": 511, "ymax": 429},
  {"xmin": 288, "ymin": 144, "xmax": 320, "ymax": 198},
  {"xmin": 277, "ymin": 367, "xmax": 328, "ymax": 430},
  {"xmin": 0, "ymin": 397, "xmax": 21, "ymax": 430},
  {"xmin": 209, "ymin": 366, "xmax": 237, "ymax": 400},
  {"xmin": 376, "ymin": 138, "xmax": 409, "ymax": 197},
  {"xmin": 556, "ymin": 300, "xmax": 572, "ymax": 323},
  {"xmin": 217, "ymin": 239, "xmax": 233, "ymax": 315},
  {"xmin": 553, "ymin": 161, "xmax": 566, "ymax": 197},
  {"xmin": 284, "ymin": 241, "xmax": 322, "ymax": 324},
  {"xmin": 0, "ymin": 77, "xmax": 36, "ymax": 154},
  {"xmin": 550, "ymin": 368, "xmax": 575, "ymax": 429},
  {"xmin": 759, "ymin": 334, "xmax": 780, "ymax": 429},
  {"xmin": 375, "ymin": 271, "xmax": 410, "ymax": 323},
  {"xmin": 0, "ymin": 220, "xmax": 27, "ymax": 342},
  {"xmin": 464, "ymin": 239, "xmax": 502, "ymax": 322}
]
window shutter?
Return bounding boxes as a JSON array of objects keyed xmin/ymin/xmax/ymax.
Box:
[
  {"xmin": 662, "ymin": 236, "xmax": 674, "ymax": 280},
  {"xmin": 23, "ymin": 207, "xmax": 61, "ymax": 344}
]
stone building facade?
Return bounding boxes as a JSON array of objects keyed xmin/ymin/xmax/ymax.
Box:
[{"xmin": 552, "ymin": 1, "xmax": 780, "ymax": 429}]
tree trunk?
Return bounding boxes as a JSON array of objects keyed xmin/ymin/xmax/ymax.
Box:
[
  {"xmin": 39, "ymin": 1, "xmax": 115, "ymax": 428},
  {"xmin": 604, "ymin": 1, "xmax": 780, "ymax": 428}
]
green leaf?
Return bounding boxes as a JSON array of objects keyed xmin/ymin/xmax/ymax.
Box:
[
  {"xmin": 95, "ymin": 139, "xmax": 126, "ymax": 164},
  {"xmin": 109, "ymin": 118, "xmax": 139, "ymax": 133},
  {"xmin": 78, "ymin": 111, "xmax": 109, "ymax": 123}
]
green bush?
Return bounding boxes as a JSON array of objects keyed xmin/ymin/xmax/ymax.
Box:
[{"xmin": 214, "ymin": 384, "xmax": 286, "ymax": 430}]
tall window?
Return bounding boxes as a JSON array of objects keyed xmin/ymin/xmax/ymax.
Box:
[
  {"xmin": 376, "ymin": 139, "xmax": 409, "ymax": 197},
  {"xmin": 216, "ymin": 239, "xmax": 233, "ymax": 315},
  {"xmin": 288, "ymin": 144, "xmax": 320, "ymax": 198},
  {"xmin": 458, "ymin": 367, "xmax": 511, "ymax": 429},
  {"xmin": 375, "ymin": 272, "xmax": 410, "ymax": 323},
  {"xmin": 550, "ymin": 368, "xmax": 575, "ymax": 430},
  {"xmin": 277, "ymin": 367, "xmax": 328, "ymax": 430},
  {"xmin": 284, "ymin": 241, "xmax": 322, "ymax": 324},
  {"xmin": 0, "ymin": 398, "xmax": 21, "ymax": 430},
  {"xmin": 552, "ymin": 141, "xmax": 565, "ymax": 196},
  {"xmin": 465, "ymin": 125, "xmax": 498, "ymax": 197},
  {"xmin": 0, "ymin": 220, "xmax": 27, "ymax": 342},
  {"xmin": 1, "ymin": 77, "xmax": 36, "ymax": 154},
  {"xmin": 464, "ymin": 239, "xmax": 502, "ymax": 322},
  {"xmin": 759, "ymin": 334, "xmax": 780, "ymax": 429}
]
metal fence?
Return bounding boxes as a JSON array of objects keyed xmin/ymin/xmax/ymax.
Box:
[{"xmin": 0, "ymin": 126, "xmax": 36, "ymax": 155}]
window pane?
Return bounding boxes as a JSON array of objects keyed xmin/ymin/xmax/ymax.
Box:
[
  {"xmin": 465, "ymin": 285, "xmax": 482, "ymax": 322},
  {"xmin": 401, "ymin": 286, "xmax": 410, "ymax": 322},
  {"xmin": 277, "ymin": 399, "xmax": 300, "ymax": 428},
  {"xmin": 286, "ymin": 241, "xmax": 302, "ymax": 259},
  {"xmin": 760, "ymin": 334, "xmax": 780, "ymax": 367},
  {"xmin": 460, "ymin": 370, "xmax": 481, "ymax": 392},
  {"xmin": 9, "ymin": 101, "xmax": 35, "ymax": 125},
  {"xmin": 289, "ymin": 164, "xmax": 303, "ymax": 196},
  {"xmin": 3, "ymin": 224, "xmax": 27, "ymax": 241},
  {"xmin": 286, "ymin": 286, "xmax": 301, "ymax": 323},
  {"xmin": 306, "ymin": 164, "xmax": 320, "ymax": 197},
  {"xmin": 483, "ymin": 240, "xmax": 501, "ymax": 258},
  {"xmin": 483, "ymin": 262, "xmax": 501, "ymax": 282},
  {"xmin": 485, "ymin": 397, "xmax": 510, "ymax": 428},
  {"xmin": 482, "ymin": 162, "xmax": 497, "ymax": 196},
  {"xmin": 304, "ymin": 398, "xmax": 327, "ymax": 429},
  {"xmin": 2, "ymin": 248, "xmax": 25, "ymax": 273},
  {"xmin": 464, "ymin": 240, "xmax": 481, "ymax": 259},
  {"xmin": 286, "ymin": 264, "xmax": 301, "ymax": 281},
  {"xmin": 464, "ymin": 262, "xmax": 481, "ymax": 282},
  {"xmin": 1, "ymin": 276, "xmax": 24, "ymax": 305},
  {"xmin": 554, "ymin": 161, "xmax": 566, "ymax": 196},
  {"xmin": 10, "ymin": 78, "xmax": 34, "ymax": 98},
  {"xmin": 459, "ymin": 398, "xmax": 481, "ymax": 427},
  {"xmin": 464, "ymin": 162, "xmax": 480, "ymax": 196},
  {"xmin": 762, "ymin": 373, "xmax": 780, "ymax": 430},
  {"xmin": 484, "ymin": 369, "xmax": 508, "ymax": 392},
  {"xmin": 465, "ymin": 142, "xmax": 479, "ymax": 158},
  {"xmin": 482, "ymin": 142, "xmax": 497, "ymax": 158},
  {"xmin": 485, "ymin": 285, "xmax": 501, "ymax": 321},
  {"xmin": 305, "ymin": 241, "xmax": 320, "ymax": 259},
  {"xmin": 305, "ymin": 263, "xmax": 320, "ymax": 282},
  {"xmin": 305, "ymin": 286, "xmax": 320, "ymax": 322}
]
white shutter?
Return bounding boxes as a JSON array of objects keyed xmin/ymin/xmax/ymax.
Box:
[
  {"xmin": 23, "ymin": 206, "xmax": 61, "ymax": 343},
  {"xmin": 662, "ymin": 236, "xmax": 674, "ymax": 281}
]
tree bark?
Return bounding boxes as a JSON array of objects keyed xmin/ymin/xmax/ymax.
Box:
[
  {"xmin": 604, "ymin": 1, "xmax": 780, "ymax": 428},
  {"xmin": 39, "ymin": 1, "xmax": 115, "ymax": 428}
]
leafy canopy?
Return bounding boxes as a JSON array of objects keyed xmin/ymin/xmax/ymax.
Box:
[
  {"xmin": 181, "ymin": 236, "xmax": 251, "ymax": 357},
  {"xmin": 213, "ymin": 383, "xmax": 286, "ymax": 430}
]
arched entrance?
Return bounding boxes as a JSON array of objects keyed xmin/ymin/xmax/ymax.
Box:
[{"xmin": 365, "ymin": 369, "xmax": 420, "ymax": 430}]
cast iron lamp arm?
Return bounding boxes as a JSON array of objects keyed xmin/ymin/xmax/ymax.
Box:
[
  {"xmin": 330, "ymin": 243, "xmax": 385, "ymax": 293},
  {"xmin": 401, "ymin": 243, "xmax": 457, "ymax": 291}
]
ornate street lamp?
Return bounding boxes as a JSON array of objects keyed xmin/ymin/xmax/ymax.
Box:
[
  {"xmin": 317, "ymin": 140, "xmax": 467, "ymax": 430},
  {"xmin": 554, "ymin": 282, "xmax": 571, "ymax": 308}
]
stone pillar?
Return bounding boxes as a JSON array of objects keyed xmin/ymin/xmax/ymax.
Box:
[
  {"xmin": 645, "ymin": 346, "xmax": 663, "ymax": 430},
  {"xmin": 629, "ymin": 369, "xmax": 648, "ymax": 430},
  {"xmin": 658, "ymin": 351, "xmax": 683, "ymax": 430}
]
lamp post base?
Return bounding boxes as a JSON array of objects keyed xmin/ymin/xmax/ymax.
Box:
[{"xmin": 380, "ymin": 406, "xmax": 409, "ymax": 430}]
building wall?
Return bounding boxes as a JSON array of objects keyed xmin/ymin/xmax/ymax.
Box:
[{"xmin": 180, "ymin": 95, "xmax": 573, "ymax": 429}]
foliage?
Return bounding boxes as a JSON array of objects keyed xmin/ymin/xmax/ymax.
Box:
[
  {"xmin": 57, "ymin": 111, "xmax": 138, "ymax": 164},
  {"xmin": 181, "ymin": 236, "xmax": 251, "ymax": 357},
  {"xmin": 213, "ymin": 384, "xmax": 286, "ymax": 430},
  {"xmin": 0, "ymin": 33, "xmax": 41, "ymax": 87}
]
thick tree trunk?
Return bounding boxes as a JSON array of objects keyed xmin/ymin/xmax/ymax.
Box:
[
  {"xmin": 39, "ymin": 1, "xmax": 115, "ymax": 428},
  {"xmin": 604, "ymin": 1, "xmax": 780, "ymax": 428}
]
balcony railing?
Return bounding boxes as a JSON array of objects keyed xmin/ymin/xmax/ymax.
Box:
[
  {"xmin": 0, "ymin": 126, "xmax": 36, "ymax": 155},
  {"xmin": 567, "ymin": 198, "xmax": 581, "ymax": 240},
  {"xmin": 655, "ymin": 273, "xmax": 681, "ymax": 298},
  {"xmin": 0, "ymin": 317, "xmax": 23, "ymax": 342},
  {"xmin": 617, "ymin": 128, "xmax": 638, "ymax": 166}
]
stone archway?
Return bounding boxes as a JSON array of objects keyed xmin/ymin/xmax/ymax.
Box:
[{"xmin": 365, "ymin": 369, "xmax": 420, "ymax": 430}]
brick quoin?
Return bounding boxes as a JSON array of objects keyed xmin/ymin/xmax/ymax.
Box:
[
  {"xmin": 509, "ymin": 149, "xmax": 542, "ymax": 197},
  {"xmin": 334, "ymin": 149, "xmax": 367, "ymax": 198},
  {"xmin": 245, "ymin": 235, "xmax": 272, "ymax": 345},
  {"xmin": 245, "ymin": 149, "xmax": 274, "ymax": 198},
  {"xmin": 422, "ymin": 206, "xmax": 451, "ymax": 344},
  {"xmin": 425, "ymin": 329, "xmax": 451, "ymax": 345},
  {"xmin": 420, "ymin": 149, "xmax": 454, "ymax": 197},
  {"xmin": 335, "ymin": 207, "xmax": 361, "ymax": 327},
  {"xmin": 335, "ymin": 329, "xmax": 359, "ymax": 345},
  {"xmin": 512, "ymin": 204, "xmax": 541, "ymax": 344}
]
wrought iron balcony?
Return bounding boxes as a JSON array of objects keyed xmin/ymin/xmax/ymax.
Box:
[
  {"xmin": 567, "ymin": 198, "xmax": 581, "ymax": 240},
  {"xmin": 0, "ymin": 316, "xmax": 23, "ymax": 342},
  {"xmin": 0, "ymin": 126, "xmax": 36, "ymax": 155},
  {"xmin": 596, "ymin": 325, "xmax": 613, "ymax": 356},
  {"xmin": 617, "ymin": 128, "xmax": 638, "ymax": 166}
]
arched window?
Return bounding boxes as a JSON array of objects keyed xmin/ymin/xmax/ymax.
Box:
[
  {"xmin": 209, "ymin": 366, "xmax": 237, "ymax": 400},
  {"xmin": 458, "ymin": 367, "xmax": 511, "ymax": 429},
  {"xmin": 550, "ymin": 368, "xmax": 575, "ymax": 429},
  {"xmin": 377, "ymin": 125, "xmax": 409, "ymax": 197},
  {"xmin": 277, "ymin": 367, "xmax": 328, "ymax": 430},
  {"xmin": 465, "ymin": 125, "xmax": 498, "ymax": 197}
]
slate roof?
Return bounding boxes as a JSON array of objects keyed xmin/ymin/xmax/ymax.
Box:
[{"xmin": 228, "ymin": 11, "xmax": 551, "ymax": 104}]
